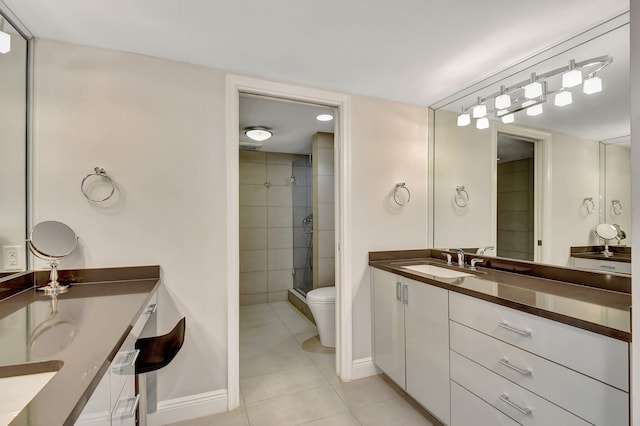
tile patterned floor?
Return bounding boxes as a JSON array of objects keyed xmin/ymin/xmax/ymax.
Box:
[{"xmin": 170, "ymin": 301, "xmax": 442, "ymax": 426}]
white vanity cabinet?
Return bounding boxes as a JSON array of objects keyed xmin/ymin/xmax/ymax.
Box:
[
  {"xmin": 571, "ymin": 257, "xmax": 631, "ymax": 275},
  {"xmin": 76, "ymin": 291, "xmax": 157, "ymax": 426},
  {"xmin": 372, "ymin": 269, "xmax": 450, "ymax": 424},
  {"xmin": 449, "ymin": 292, "xmax": 629, "ymax": 426}
]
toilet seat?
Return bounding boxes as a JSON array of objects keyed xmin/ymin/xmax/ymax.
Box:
[{"xmin": 306, "ymin": 286, "xmax": 336, "ymax": 303}]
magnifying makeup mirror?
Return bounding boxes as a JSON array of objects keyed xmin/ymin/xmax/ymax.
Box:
[
  {"xmin": 595, "ymin": 223, "xmax": 618, "ymax": 257},
  {"xmin": 28, "ymin": 221, "xmax": 78, "ymax": 295}
]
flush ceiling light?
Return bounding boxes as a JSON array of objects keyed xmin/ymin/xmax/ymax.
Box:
[
  {"xmin": 0, "ymin": 31, "xmax": 10, "ymax": 54},
  {"xmin": 554, "ymin": 90, "xmax": 572, "ymax": 107},
  {"xmin": 244, "ymin": 127, "xmax": 273, "ymax": 142},
  {"xmin": 457, "ymin": 113, "xmax": 471, "ymax": 127},
  {"xmin": 526, "ymin": 103, "xmax": 543, "ymax": 116},
  {"xmin": 494, "ymin": 86, "xmax": 511, "ymax": 109},
  {"xmin": 583, "ymin": 75, "xmax": 602, "ymax": 94},
  {"xmin": 316, "ymin": 114, "xmax": 333, "ymax": 121},
  {"xmin": 501, "ymin": 113, "xmax": 515, "ymax": 124},
  {"xmin": 476, "ymin": 117, "xmax": 489, "ymax": 129},
  {"xmin": 562, "ymin": 59, "xmax": 583, "ymax": 88}
]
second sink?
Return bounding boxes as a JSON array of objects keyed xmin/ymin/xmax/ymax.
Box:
[{"xmin": 401, "ymin": 264, "xmax": 473, "ymax": 278}]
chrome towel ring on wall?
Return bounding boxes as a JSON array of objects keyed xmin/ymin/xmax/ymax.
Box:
[
  {"xmin": 455, "ymin": 186, "xmax": 469, "ymax": 208},
  {"xmin": 583, "ymin": 197, "xmax": 595, "ymax": 214},
  {"xmin": 611, "ymin": 200, "xmax": 622, "ymax": 216},
  {"xmin": 81, "ymin": 167, "xmax": 115, "ymax": 202},
  {"xmin": 393, "ymin": 182, "xmax": 411, "ymax": 206}
]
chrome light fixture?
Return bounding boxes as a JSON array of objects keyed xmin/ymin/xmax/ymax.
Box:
[
  {"xmin": 554, "ymin": 89, "xmax": 572, "ymax": 107},
  {"xmin": 244, "ymin": 127, "xmax": 273, "ymax": 142},
  {"xmin": 476, "ymin": 117, "xmax": 489, "ymax": 129},
  {"xmin": 583, "ymin": 75, "xmax": 602, "ymax": 94},
  {"xmin": 472, "ymin": 97, "xmax": 487, "ymax": 118},
  {"xmin": 494, "ymin": 86, "xmax": 511, "ymax": 109},
  {"xmin": 457, "ymin": 112, "xmax": 471, "ymax": 127},
  {"xmin": 562, "ymin": 60, "xmax": 583, "ymax": 88},
  {"xmin": 0, "ymin": 17, "xmax": 10, "ymax": 54},
  {"xmin": 524, "ymin": 74, "xmax": 543, "ymax": 99},
  {"xmin": 501, "ymin": 113, "xmax": 514, "ymax": 124},
  {"xmin": 526, "ymin": 103, "xmax": 543, "ymax": 116}
]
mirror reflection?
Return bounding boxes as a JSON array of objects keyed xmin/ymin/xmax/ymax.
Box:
[
  {"xmin": 432, "ymin": 18, "xmax": 630, "ymax": 271},
  {"xmin": 0, "ymin": 11, "xmax": 29, "ymax": 280}
]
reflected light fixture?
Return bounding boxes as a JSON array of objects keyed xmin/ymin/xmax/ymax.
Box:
[
  {"xmin": 472, "ymin": 103, "xmax": 487, "ymax": 118},
  {"xmin": 562, "ymin": 59, "xmax": 583, "ymax": 88},
  {"xmin": 0, "ymin": 31, "xmax": 9, "ymax": 55},
  {"xmin": 316, "ymin": 114, "xmax": 333, "ymax": 121},
  {"xmin": 524, "ymin": 74, "xmax": 543, "ymax": 99},
  {"xmin": 457, "ymin": 112, "xmax": 470, "ymax": 127},
  {"xmin": 526, "ymin": 103, "xmax": 543, "ymax": 116},
  {"xmin": 476, "ymin": 117, "xmax": 489, "ymax": 129},
  {"xmin": 583, "ymin": 75, "xmax": 602, "ymax": 94},
  {"xmin": 494, "ymin": 86, "xmax": 511, "ymax": 109},
  {"xmin": 501, "ymin": 113, "xmax": 515, "ymax": 124},
  {"xmin": 244, "ymin": 127, "xmax": 273, "ymax": 142},
  {"xmin": 554, "ymin": 90, "xmax": 572, "ymax": 107}
]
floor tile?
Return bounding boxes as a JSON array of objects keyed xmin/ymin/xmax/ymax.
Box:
[
  {"xmin": 246, "ymin": 386, "xmax": 349, "ymax": 426},
  {"xmin": 331, "ymin": 374, "xmax": 402, "ymax": 410},
  {"xmin": 168, "ymin": 408, "xmax": 250, "ymax": 426},
  {"xmin": 241, "ymin": 365, "xmax": 329, "ymax": 405},
  {"xmin": 352, "ymin": 397, "xmax": 437, "ymax": 426},
  {"xmin": 300, "ymin": 412, "xmax": 362, "ymax": 425},
  {"xmin": 240, "ymin": 346, "xmax": 314, "ymax": 379}
]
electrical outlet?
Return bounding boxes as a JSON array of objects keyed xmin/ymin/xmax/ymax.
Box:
[{"xmin": 3, "ymin": 245, "xmax": 21, "ymax": 270}]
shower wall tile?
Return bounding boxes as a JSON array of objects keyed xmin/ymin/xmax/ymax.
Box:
[
  {"xmin": 240, "ymin": 293, "xmax": 268, "ymax": 306},
  {"xmin": 240, "ymin": 206, "xmax": 267, "ymax": 228},
  {"xmin": 316, "ymin": 148, "xmax": 334, "ymax": 176},
  {"xmin": 240, "ymin": 162, "xmax": 267, "ymax": 184},
  {"xmin": 240, "ymin": 227, "xmax": 267, "ymax": 250},
  {"xmin": 315, "ymin": 134, "xmax": 334, "ymax": 149},
  {"xmin": 293, "ymin": 228, "xmax": 309, "ymax": 248},
  {"xmin": 240, "ymin": 184, "xmax": 267, "ymax": 206},
  {"xmin": 268, "ymin": 270, "xmax": 293, "ymax": 292},
  {"xmin": 240, "ymin": 151, "xmax": 267, "ymax": 164},
  {"xmin": 267, "ymin": 291, "xmax": 288, "ymax": 303},
  {"xmin": 318, "ymin": 230, "xmax": 335, "ymax": 258},
  {"xmin": 268, "ymin": 248, "xmax": 293, "ymax": 270},
  {"xmin": 317, "ymin": 175, "xmax": 334, "ymax": 203},
  {"xmin": 292, "ymin": 166, "xmax": 308, "ymax": 186},
  {"xmin": 267, "ymin": 152, "xmax": 299, "ymax": 164},
  {"xmin": 267, "ymin": 186, "xmax": 293, "ymax": 207},
  {"xmin": 293, "ymin": 248, "xmax": 308, "ymax": 269},
  {"xmin": 268, "ymin": 207, "xmax": 293, "ymax": 228},
  {"xmin": 267, "ymin": 164, "xmax": 294, "ymax": 186},
  {"xmin": 318, "ymin": 258, "xmax": 336, "ymax": 286},
  {"xmin": 292, "ymin": 187, "xmax": 308, "ymax": 207},
  {"xmin": 293, "ymin": 206, "xmax": 308, "ymax": 227},
  {"xmin": 240, "ymin": 271, "xmax": 268, "ymax": 294},
  {"xmin": 267, "ymin": 228, "xmax": 293, "ymax": 249},
  {"xmin": 240, "ymin": 249, "xmax": 267, "ymax": 273},
  {"xmin": 317, "ymin": 203, "xmax": 335, "ymax": 230}
]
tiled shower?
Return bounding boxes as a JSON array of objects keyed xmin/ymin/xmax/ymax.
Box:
[{"xmin": 292, "ymin": 155, "xmax": 313, "ymax": 295}]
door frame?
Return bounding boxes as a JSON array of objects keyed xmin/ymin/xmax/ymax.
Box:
[
  {"xmin": 225, "ymin": 74, "xmax": 352, "ymax": 409},
  {"xmin": 493, "ymin": 123, "xmax": 552, "ymax": 263}
]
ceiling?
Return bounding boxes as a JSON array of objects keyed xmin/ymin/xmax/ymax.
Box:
[{"xmin": 2, "ymin": 0, "xmax": 630, "ymax": 107}]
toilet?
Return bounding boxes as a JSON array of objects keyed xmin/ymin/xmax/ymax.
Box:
[{"xmin": 306, "ymin": 286, "xmax": 336, "ymax": 348}]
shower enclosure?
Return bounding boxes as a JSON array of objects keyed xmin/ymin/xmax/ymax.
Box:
[{"xmin": 292, "ymin": 155, "xmax": 313, "ymax": 295}]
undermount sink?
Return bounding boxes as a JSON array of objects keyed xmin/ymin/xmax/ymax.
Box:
[
  {"xmin": 0, "ymin": 361, "xmax": 62, "ymax": 425},
  {"xmin": 401, "ymin": 264, "xmax": 473, "ymax": 278}
]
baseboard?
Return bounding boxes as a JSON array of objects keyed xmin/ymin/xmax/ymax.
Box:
[
  {"xmin": 351, "ymin": 357, "xmax": 381, "ymax": 380},
  {"xmin": 147, "ymin": 389, "xmax": 227, "ymax": 425}
]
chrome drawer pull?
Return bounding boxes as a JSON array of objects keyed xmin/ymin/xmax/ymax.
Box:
[
  {"xmin": 396, "ymin": 282, "xmax": 402, "ymax": 301},
  {"xmin": 113, "ymin": 394, "xmax": 140, "ymax": 419},
  {"xmin": 499, "ymin": 358, "xmax": 532, "ymax": 376},
  {"xmin": 145, "ymin": 303, "xmax": 158, "ymax": 314},
  {"xmin": 498, "ymin": 322, "xmax": 531, "ymax": 337},
  {"xmin": 111, "ymin": 349, "xmax": 140, "ymax": 373},
  {"xmin": 599, "ymin": 265, "xmax": 616, "ymax": 269},
  {"xmin": 402, "ymin": 284, "xmax": 408, "ymax": 305},
  {"xmin": 499, "ymin": 394, "xmax": 532, "ymax": 415}
]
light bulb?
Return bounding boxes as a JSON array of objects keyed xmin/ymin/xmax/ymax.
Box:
[
  {"xmin": 0, "ymin": 31, "xmax": 10, "ymax": 54},
  {"xmin": 526, "ymin": 104, "xmax": 543, "ymax": 116},
  {"xmin": 583, "ymin": 76, "xmax": 602, "ymax": 94},
  {"xmin": 476, "ymin": 117, "xmax": 489, "ymax": 129},
  {"xmin": 524, "ymin": 81, "xmax": 542, "ymax": 99},
  {"xmin": 554, "ymin": 90, "xmax": 572, "ymax": 107},
  {"xmin": 316, "ymin": 114, "xmax": 333, "ymax": 121},
  {"xmin": 501, "ymin": 113, "xmax": 515, "ymax": 124},
  {"xmin": 472, "ymin": 104, "xmax": 487, "ymax": 118},
  {"xmin": 495, "ymin": 93, "xmax": 511, "ymax": 109},
  {"xmin": 562, "ymin": 69, "xmax": 583, "ymax": 88},
  {"xmin": 457, "ymin": 113, "xmax": 471, "ymax": 127}
]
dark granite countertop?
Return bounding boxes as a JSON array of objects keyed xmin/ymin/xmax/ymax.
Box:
[
  {"xmin": 570, "ymin": 245, "xmax": 631, "ymax": 263},
  {"xmin": 0, "ymin": 266, "xmax": 160, "ymax": 426},
  {"xmin": 370, "ymin": 250, "xmax": 631, "ymax": 342}
]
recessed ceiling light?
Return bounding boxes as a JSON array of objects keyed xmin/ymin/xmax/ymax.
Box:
[
  {"xmin": 244, "ymin": 127, "xmax": 272, "ymax": 142},
  {"xmin": 316, "ymin": 114, "xmax": 333, "ymax": 122}
]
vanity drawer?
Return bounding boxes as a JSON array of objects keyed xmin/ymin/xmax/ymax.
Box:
[
  {"xmin": 450, "ymin": 351, "xmax": 590, "ymax": 426},
  {"xmin": 111, "ymin": 374, "xmax": 138, "ymax": 426},
  {"xmin": 450, "ymin": 321, "xmax": 629, "ymax": 425},
  {"xmin": 450, "ymin": 381, "xmax": 519, "ymax": 426},
  {"xmin": 109, "ymin": 333, "xmax": 138, "ymax": 410},
  {"xmin": 449, "ymin": 292, "xmax": 629, "ymax": 391},
  {"xmin": 572, "ymin": 257, "xmax": 631, "ymax": 275}
]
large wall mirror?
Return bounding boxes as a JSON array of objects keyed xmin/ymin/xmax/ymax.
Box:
[
  {"xmin": 431, "ymin": 13, "xmax": 630, "ymax": 269},
  {"xmin": 0, "ymin": 7, "xmax": 31, "ymax": 281}
]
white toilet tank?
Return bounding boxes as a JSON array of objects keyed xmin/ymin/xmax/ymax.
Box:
[{"xmin": 306, "ymin": 286, "xmax": 336, "ymax": 348}]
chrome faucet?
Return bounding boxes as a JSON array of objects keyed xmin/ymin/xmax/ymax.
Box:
[
  {"xmin": 449, "ymin": 249, "xmax": 465, "ymax": 267},
  {"xmin": 476, "ymin": 246, "xmax": 495, "ymax": 255},
  {"xmin": 470, "ymin": 258, "xmax": 485, "ymax": 271}
]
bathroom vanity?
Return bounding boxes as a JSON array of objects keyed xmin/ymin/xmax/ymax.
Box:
[
  {"xmin": 370, "ymin": 250, "xmax": 630, "ymax": 426},
  {"xmin": 0, "ymin": 266, "xmax": 160, "ymax": 425}
]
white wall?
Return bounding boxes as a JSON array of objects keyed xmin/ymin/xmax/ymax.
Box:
[
  {"xmin": 350, "ymin": 95, "xmax": 428, "ymax": 360},
  {"xmin": 32, "ymin": 39, "xmax": 228, "ymax": 403},
  {"xmin": 604, "ymin": 144, "xmax": 632, "ymax": 243}
]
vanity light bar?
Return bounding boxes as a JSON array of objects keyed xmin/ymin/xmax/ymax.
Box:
[{"xmin": 456, "ymin": 55, "xmax": 612, "ymax": 128}]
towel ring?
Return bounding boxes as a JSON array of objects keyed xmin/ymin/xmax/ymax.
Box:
[
  {"xmin": 81, "ymin": 167, "xmax": 115, "ymax": 202},
  {"xmin": 455, "ymin": 186, "xmax": 469, "ymax": 208},
  {"xmin": 612, "ymin": 200, "xmax": 622, "ymax": 216},
  {"xmin": 584, "ymin": 198, "xmax": 595, "ymax": 214},
  {"xmin": 394, "ymin": 183, "xmax": 411, "ymax": 206}
]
